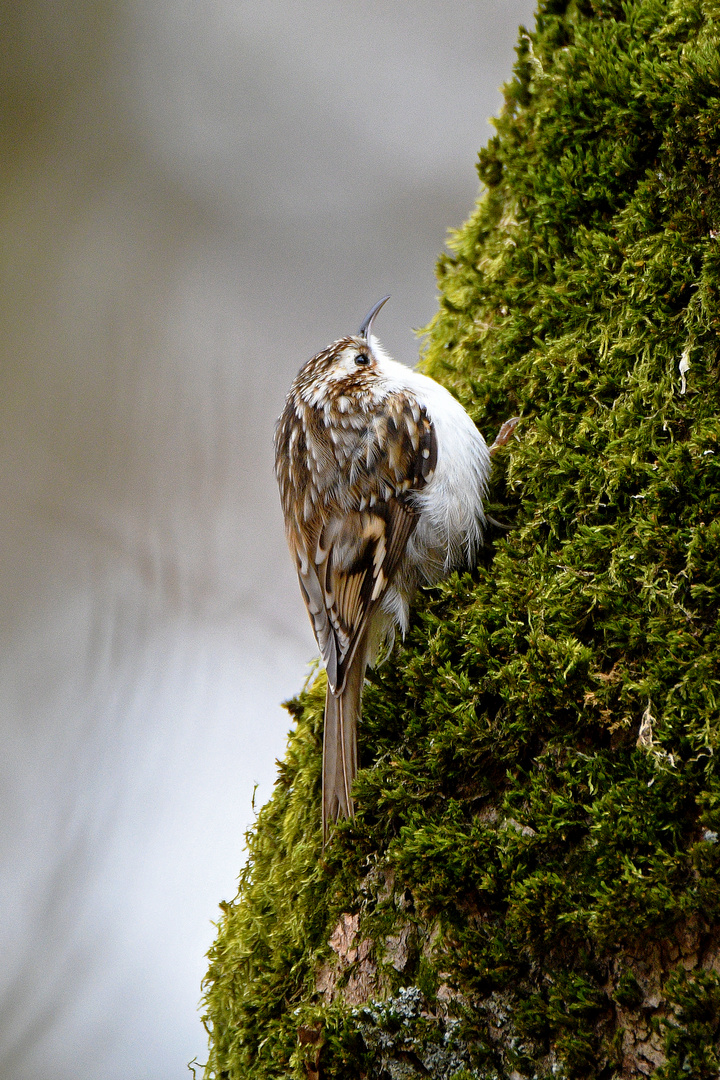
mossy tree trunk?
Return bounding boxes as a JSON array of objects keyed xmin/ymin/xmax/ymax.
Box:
[{"xmin": 202, "ymin": 2, "xmax": 720, "ymax": 1077}]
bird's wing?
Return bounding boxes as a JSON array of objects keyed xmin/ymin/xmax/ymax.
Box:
[{"xmin": 293, "ymin": 398, "xmax": 437, "ymax": 693}]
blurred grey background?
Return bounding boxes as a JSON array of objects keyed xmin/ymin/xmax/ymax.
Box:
[{"xmin": 0, "ymin": 1, "xmax": 534, "ymax": 1077}]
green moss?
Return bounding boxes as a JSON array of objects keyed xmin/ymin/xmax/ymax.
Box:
[
  {"xmin": 202, "ymin": 1, "xmax": 720, "ymax": 1076},
  {"xmin": 657, "ymin": 967, "xmax": 720, "ymax": 1078}
]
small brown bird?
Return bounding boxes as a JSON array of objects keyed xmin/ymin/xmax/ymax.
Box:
[{"xmin": 275, "ymin": 297, "xmax": 491, "ymax": 841}]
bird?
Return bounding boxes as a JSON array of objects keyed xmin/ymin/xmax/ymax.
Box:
[{"xmin": 274, "ymin": 296, "xmax": 492, "ymax": 842}]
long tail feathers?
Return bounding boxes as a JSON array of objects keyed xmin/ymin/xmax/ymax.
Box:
[{"xmin": 322, "ymin": 657, "xmax": 365, "ymax": 845}]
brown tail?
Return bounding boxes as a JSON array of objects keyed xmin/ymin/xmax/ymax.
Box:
[{"xmin": 322, "ymin": 656, "xmax": 365, "ymax": 844}]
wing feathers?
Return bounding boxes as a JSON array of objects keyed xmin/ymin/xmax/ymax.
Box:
[{"xmin": 287, "ymin": 399, "xmax": 437, "ymax": 697}]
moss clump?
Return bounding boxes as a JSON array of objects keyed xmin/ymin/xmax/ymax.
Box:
[{"xmin": 202, "ymin": 1, "xmax": 720, "ymax": 1076}]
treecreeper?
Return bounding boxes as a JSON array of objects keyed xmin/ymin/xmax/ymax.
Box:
[{"xmin": 275, "ymin": 297, "xmax": 503, "ymax": 843}]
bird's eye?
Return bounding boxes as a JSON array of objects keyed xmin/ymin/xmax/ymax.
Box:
[{"xmin": 354, "ymin": 354, "xmax": 370, "ymax": 366}]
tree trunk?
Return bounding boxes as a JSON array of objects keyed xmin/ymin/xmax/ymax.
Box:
[{"xmin": 202, "ymin": 2, "xmax": 720, "ymax": 1076}]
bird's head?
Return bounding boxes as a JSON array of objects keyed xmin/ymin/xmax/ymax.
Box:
[{"xmin": 295, "ymin": 296, "xmax": 392, "ymax": 400}]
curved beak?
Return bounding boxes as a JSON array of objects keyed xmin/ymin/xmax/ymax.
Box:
[{"xmin": 357, "ymin": 294, "xmax": 390, "ymax": 340}]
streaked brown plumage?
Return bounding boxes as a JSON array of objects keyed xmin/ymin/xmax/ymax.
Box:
[{"xmin": 275, "ymin": 297, "xmax": 492, "ymax": 841}]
